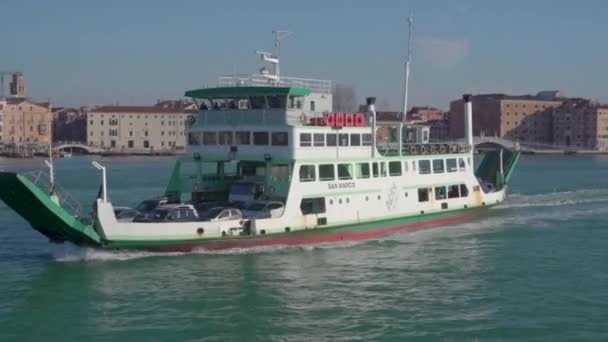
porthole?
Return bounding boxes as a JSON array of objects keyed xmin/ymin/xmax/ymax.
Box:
[
  {"xmin": 420, "ymin": 210, "xmax": 425, "ymax": 215},
  {"xmin": 339, "ymin": 199, "xmax": 342, "ymax": 204},
  {"xmin": 365, "ymin": 196, "xmax": 369, "ymax": 201},
  {"xmin": 404, "ymin": 192, "xmax": 408, "ymax": 197},
  {"xmin": 197, "ymin": 228, "xmax": 204, "ymax": 235},
  {"xmin": 377, "ymin": 195, "xmax": 381, "ymax": 200},
  {"xmin": 330, "ymin": 199, "xmax": 334, "ymax": 205},
  {"xmin": 260, "ymin": 229, "xmax": 266, "ymax": 235},
  {"xmin": 285, "ymin": 227, "xmax": 291, "ymax": 232},
  {"xmin": 346, "ymin": 198, "xmax": 350, "ymax": 203}
]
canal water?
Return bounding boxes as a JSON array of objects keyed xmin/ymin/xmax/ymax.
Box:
[{"xmin": 0, "ymin": 155, "xmax": 607, "ymax": 341}]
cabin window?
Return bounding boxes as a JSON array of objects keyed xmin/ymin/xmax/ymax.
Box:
[
  {"xmin": 326, "ymin": 133, "xmax": 337, "ymax": 147},
  {"xmin": 250, "ymin": 96, "xmax": 267, "ymax": 109},
  {"xmin": 288, "ymin": 96, "xmax": 304, "ymax": 109},
  {"xmin": 446, "ymin": 158, "xmax": 457, "ymax": 172},
  {"xmin": 310, "ymin": 101, "xmax": 316, "ymax": 111},
  {"xmin": 372, "ymin": 162, "xmax": 379, "ymax": 177},
  {"xmin": 435, "ymin": 186, "xmax": 447, "ymax": 200},
  {"xmin": 356, "ymin": 162, "xmax": 370, "ymax": 179},
  {"xmin": 203, "ymin": 132, "xmax": 217, "ymax": 145},
  {"xmin": 419, "ymin": 160, "xmax": 431, "ymax": 174},
  {"xmin": 458, "ymin": 158, "xmax": 466, "ymax": 171},
  {"xmin": 337, "ymin": 164, "xmax": 353, "ymax": 180},
  {"xmin": 314, "ymin": 133, "xmax": 325, "ymax": 147},
  {"xmin": 299, "ymin": 165, "xmax": 316, "ymax": 182},
  {"xmin": 380, "ymin": 162, "xmax": 387, "ymax": 177},
  {"xmin": 300, "ymin": 197, "xmax": 326, "ymax": 215},
  {"xmin": 448, "ymin": 185, "xmax": 460, "ymax": 198},
  {"xmin": 268, "ymin": 95, "xmax": 286, "ymax": 109},
  {"xmin": 253, "ymin": 131, "xmax": 269, "ymax": 145},
  {"xmin": 418, "ymin": 188, "xmax": 430, "ymax": 202},
  {"xmin": 188, "ymin": 132, "xmax": 202, "ymax": 145},
  {"xmin": 389, "ymin": 161, "xmax": 402, "ymax": 176},
  {"xmin": 412, "ymin": 161, "xmax": 417, "ymax": 172},
  {"xmin": 350, "ymin": 134, "xmax": 361, "ymax": 146},
  {"xmin": 339, "ymin": 133, "xmax": 349, "ymax": 146},
  {"xmin": 219, "ymin": 131, "xmax": 233, "ymax": 145},
  {"xmin": 235, "ymin": 131, "xmax": 250, "ymax": 145},
  {"xmin": 432, "ymin": 159, "xmax": 445, "ymax": 173},
  {"xmin": 362, "ymin": 133, "xmax": 372, "ymax": 146},
  {"xmin": 319, "ymin": 164, "xmax": 335, "ymax": 181},
  {"xmin": 299, "ymin": 133, "xmax": 312, "ymax": 147},
  {"xmin": 460, "ymin": 184, "xmax": 469, "ymax": 197},
  {"xmin": 272, "ymin": 132, "xmax": 288, "ymax": 146},
  {"xmin": 403, "ymin": 160, "xmax": 408, "ymax": 172}
]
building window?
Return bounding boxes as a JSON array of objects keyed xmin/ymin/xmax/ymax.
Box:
[
  {"xmin": 326, "ymin": 133, "xmax": 337, "ymax": 146},
  {"xmin": 313, "ymin": 133, "xmax": 324, "ymax": 147},
  {"xmin": 271, "ymin": 132, "xmax": 288, "ymax": 146},
  {"xmin": 419, "ymin": 160, "xmax": 431, "ymax": 174},
  {"xmin": 389, "ymin": 161, "xmax": 402, "ymax": 176},
  {"xmin": 299, "ymin": 133, "xmax": 312, "ymax": 147},
  {"xmin": 253, "ymin": 131, "xmax": 269, "ymax": 145},
  {"xmin": 356, "ymin": 162, "xmax": 370, "ymax": 179},
  {"xmin": 319, "ymin": 164, "xmax": 335, "ymax": 181},
  {"xmin": 337, "ymin": 164, "xmax": 353, "ymax": 180},
  {"xmin": 143, "ymin": 140, "xmax": 150, "ymax": 148},
  {"xmin": 299, "ymin": 165, "xmax": 316, "ymax": 182},
  {"xmin": 432, "ymin": 159, "xmax": 444, "ymax": 173}
]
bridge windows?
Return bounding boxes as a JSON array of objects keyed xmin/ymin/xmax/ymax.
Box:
[
  {"xmin": 458, "ymin": 158, "xmax": 466, "ymax": 171},
  {"xmin": 389, "ymin": 161, "xmax": 402, "ymax": 177},
  {"xmin": 435, "ymin": 186, "xmax": 447, "ymax": 200},
  {"xmin": 432, "ymin": 159, "xmax": 444, "ymax": 174},
  {"xmin": 419, "ymin": 160, "xmax": 431, "ymax": 174},
  {"xmin": 337, "ymin": 163, "xmax": 353, "ymax": 180},
  {"xmin": 350, "ymin": 133, "xmax": 361, "ymax": 146},
  {"xmin": 271, "ymin": 132, "xmax": 288, "ymax": 146},
  {"xmin": 219, "ymin": 131, "xmax": 233, "ymax": 145},
  {"xmin": 299, "ymin": 133, "xmax": 311, "ymax": 147},
  {"xmin": 356, "ymin": 162, "xmax": 370, "ymax": 179},
  {"xmin": 418, "ymin": 188, "xmax": 430, "ymax": 202},
  {"xmin": 203, "ymin": 132, "xmax": 217, "ymax": 145},
  {"xmin": 326, "ymin": 133, "xmax": 337, "ymax": 147},
  {"xmin": 188, "ymin": 132, "xmax": 202, "ymax": 145},
  {"xmin": 299, "ymin": 165, "xmax": 316, "ymax": 182},
  {"xmin": 319, "ymin": 164, "xmax": 335, "ymax": 181},
  {"xmin": 460, "ymin": 184, "xmax": 469, "ymax": 197},
  {"xmin": 362, "ymin": 133, "xmax": 372, "ymax": 146},
  {"xmin": 446, "ymin": 158, "xmax": 457, "ymax": 172},
  {"xmin": 339, "ymin": 133, "xmax": 349, "ymax": 146},
  {"xmin": 253, "ymin": 132, "xmax": 269, "ymax": 145},
  {"xmin": 313, "ymin": 133, "xmax": 324, "ymax": 147},
  {"xmin": 235, "ymin": 131, "xmax": 250, "ymax": 145}
]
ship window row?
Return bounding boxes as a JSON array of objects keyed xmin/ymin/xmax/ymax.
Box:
[
  {"xmin": 299, "ymin": 133, "xmax": 372, "ymax": 147},
  {"xmin": 188, "ymin": 131, "xmax": 288, "ymax": 146},
  {"xmin": 418, "ymin": 184, "xmax": 469, "ymax": 202},
  {"xmin": 197, "ymin": 95, "xmax": 304, "ymax": 110},
  {"xmin": 299, "ymin": 159, "xmax": 418, "ymax": 182},
  {"xmin": 418, "ymin": 158, "xmax": 466, "ymax": 175}
]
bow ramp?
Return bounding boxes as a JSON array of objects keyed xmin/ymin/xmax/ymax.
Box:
[{"xmin": 0, "ymin": 172, "xmax": 101, "ymax": 246}]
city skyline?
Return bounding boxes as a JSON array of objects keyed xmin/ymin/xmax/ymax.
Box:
[{"xmin": 2, "ymin": 0, "xmax": 608, "ymax": 109}]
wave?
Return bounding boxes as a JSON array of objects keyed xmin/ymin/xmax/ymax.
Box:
[{"xmin": 500, "ymin": 188, "xmax": 608, "ymax": 209}]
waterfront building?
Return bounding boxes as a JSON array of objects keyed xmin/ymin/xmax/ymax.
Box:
[
  {"xmin": 449, "ymin": 92, "xmax": 564, "ymax": 143},
  {"xmin": 408, "ymin": 106, "xmax": 444, "ymax": 122},
  {"xmin": 52, "ymin": 107, "xmax": 87, "ymax": 142},
  {"xmin": 0, "ymin": 99, "xmax": 5, "ymax": 145},
  {"xmin": 87, "ymin": 106, "xmax": 192, "ymax": 152},
  {"xmin": 553, "ymin": 98, "xmax": 608, "ymax": 150},
  {"xmin": 1, "ymin": 98, "xmax": 52, "ymax": 145}
]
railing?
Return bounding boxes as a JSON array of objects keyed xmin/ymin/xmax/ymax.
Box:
[
  {"xmin": 376, "ymin": 142, "xmax": 471, "ymax": 157},
  {"xmin": 21, "ymin": 170, "xmax": 88, "ymax": 222},
  {"xmin": 218, "ymin": 74, "xmax": 332, "ymax": 94}
]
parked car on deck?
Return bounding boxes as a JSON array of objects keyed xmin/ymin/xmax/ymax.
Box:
[
  {"xmin": 198, "ymin": 207, "xmax": 243, "ymax": 222},
  {"xmin": 242, "ymin": 201, "xmax": 285, "ymax": 219}
]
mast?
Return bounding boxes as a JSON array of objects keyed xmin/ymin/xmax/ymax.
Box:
[
  {"xmin": 44, "ymin": 144, "xmax": 55, "ymax": 195},
  {"xmin": 398, "ymin": 14, "xmax": 414, "ymax": 156},
  {"xmin": 273, "ymin": 30, "xmax": 291, "ymax": 84}
]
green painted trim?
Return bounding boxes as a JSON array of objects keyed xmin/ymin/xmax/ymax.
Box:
[{"xmin": 185, "ymin": 86, "xmax": 311, "ymax": 98}]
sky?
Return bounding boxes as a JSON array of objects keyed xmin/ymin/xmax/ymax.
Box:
[{"xmin": 2, "ymin": 0, "xmax": 608, "ymax": 110}]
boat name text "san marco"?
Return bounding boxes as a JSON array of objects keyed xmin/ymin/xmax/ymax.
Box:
[{"xmin": 328, "ymin": 182, "xmax": 356, "ymax": 190}]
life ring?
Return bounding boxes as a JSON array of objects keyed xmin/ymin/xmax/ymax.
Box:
[
  {"xmin": 354, "ymin": 114, "xmax": 365, "ymax": 127},
  {"xmin": 344, "ymin": 113, "xmax": 354, "ymax": 126},
  {"xmin": 439, "ymin": 145, "xmax": 447, "ymax": 154},
  {"xmin": 299, "ymin": 113, "xmax": 307, "ymax": 125},
  {"xmin": 327, "ymin": 113, "xmax": 335, "ymax": 127},
  {"xmin": 409, "ymin": 146, "xmax": 418, "ymax": 155},
  {"xmin": 335, "ymin": 113, "xmax": 345, "ymax": 127},
  {"xmin": 420, "ymin": 145, "xmax": 427, "ymax": 154},
  {"xmin": 457, "ymin": 145, "xmax": 464, "ymax": 153},
  {"xmin": 430, "ymin": 145, "xmax": 437, "ymax": 154},
  {"xmin": 449, "ymin": 145, "xmax": 457, "ymax": 153}
]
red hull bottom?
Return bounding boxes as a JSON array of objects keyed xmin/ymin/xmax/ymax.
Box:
[{"xmin": 146, "ymin": 211, "xmax": 477, "ymax": 253}]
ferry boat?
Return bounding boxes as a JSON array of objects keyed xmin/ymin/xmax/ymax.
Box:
[{"xmin": 0, "ymin": 40, "xmax": 520, "ymax": 252}]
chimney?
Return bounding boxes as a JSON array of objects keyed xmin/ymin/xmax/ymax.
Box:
[{"xmin": 463, "ymin": 94, "xmax": 473, "ymax": 150}]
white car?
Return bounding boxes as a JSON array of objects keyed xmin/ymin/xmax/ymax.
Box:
[
  {"xmin": 199, "ymin": 207, "xmax": 243, "ymax": 222},
  {"xmin": 242, "ymin": 201, "xmax": 285, "ymax": 219}
]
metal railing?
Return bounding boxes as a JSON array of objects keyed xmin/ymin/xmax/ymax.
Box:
[
  {"xmin": 376, "ymin": 142, "xmax": 471, "ymax": 157},
  {"xmin": 218, "ymin": 74, "xmax": 332, "ymax": 94},
  {"xmin": 22, "ymin": 170, "xmax": 88, "ymax": 221}
]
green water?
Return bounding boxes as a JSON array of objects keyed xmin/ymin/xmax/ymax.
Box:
[{"xmin": 1, "ymin": 155, "xmax": 607, "ymax": 341}]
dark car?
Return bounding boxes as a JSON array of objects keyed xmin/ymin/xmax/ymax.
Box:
[
  {"xmin": 134, "ymin": 196, "xmax": 180, "ymax": 215},
  {"xmin": 134, "ymin": 204, "xmax": 198, "ymax": 223}
]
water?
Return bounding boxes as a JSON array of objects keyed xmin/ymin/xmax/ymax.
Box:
[{"xmin": 1, "ymin": 155, "xmax": 608, "ymax": 341}]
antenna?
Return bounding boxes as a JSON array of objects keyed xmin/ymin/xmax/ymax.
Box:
[
  {"xmin": 402, "ymin": 14, "xmax": 414, "ymax": 122},
  {"xmin": 272, "ymin": 30, "xmax": 291, "ymax": 84},
  {"xmin": 44, "ymin": 144, "xmax": 55, "ymax": 195}
]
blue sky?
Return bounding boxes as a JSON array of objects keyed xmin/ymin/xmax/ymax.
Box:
[{"xmin": 2, "ymin": 0, "xmax": 608, "ymax": 110}]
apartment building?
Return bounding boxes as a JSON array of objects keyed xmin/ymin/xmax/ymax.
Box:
[
  {"xmin": 553, "ymin": 99, "xmax": 608, "ymax": 150},
  {"xmin": 1, "ymin": 98, "xmax": 52, "ymax": 145},
  {"xmin": 449, "ymin": 92, "xmax": 564, "ymax": 143},
  {"xmin": 87, "ymin": 106, "xmax": 192, "ymax": 152}
]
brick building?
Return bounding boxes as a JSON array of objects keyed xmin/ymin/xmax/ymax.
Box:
[
  {"xmin": 449, "ymin": 92, "xmax": 564, "ymax": 143},
  {"xmin": 1, "ymin": 98, "xmax": 52, "ymax": 145},
  {"xmin": 553, "ymin": 99, "xmax": 608, "ymax": 150}
]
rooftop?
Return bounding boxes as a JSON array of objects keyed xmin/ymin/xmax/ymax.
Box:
[
  {"xmin": 90, "ymin": 105, "xmax": 192, "ymax": 114},
  {"xmin": 185, "ymin": 86, "xmax": 311, "ymax": 99}
]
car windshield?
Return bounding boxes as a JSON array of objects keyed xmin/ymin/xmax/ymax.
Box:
[
  {"xmin": 200, "ymin": 208, "xmax": 224, "ymax": 220},
  {"xmin": 245, "ymin": 203, "xmax": 266, "ymax": 211},
  {"xmin": 152, "ymin": 209, "xmax": 169, "ymax": 219},
  {"xmin": 117, "ymin": 210, "xmax": 138, "ymax": 219},
  {"xmin": 136, "ymin": 200, "xmax": 157, "ymax": 212}
]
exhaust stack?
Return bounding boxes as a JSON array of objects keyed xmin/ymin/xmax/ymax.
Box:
[
  {"xmin": 463, "ymin": 94, "xmax": 474, "ymax": 151},
  {"xmin": 367, "ymin": 97, "xmax": 377, "ymax": 157}
]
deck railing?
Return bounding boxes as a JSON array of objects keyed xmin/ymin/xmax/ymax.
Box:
[
  {"xmin": 218, "ymin": 74, "xmax": 332, "ymax": 94},
  {"xmin": 376, "ymin": 142, "xmax": 472, "ymax": 157}
]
